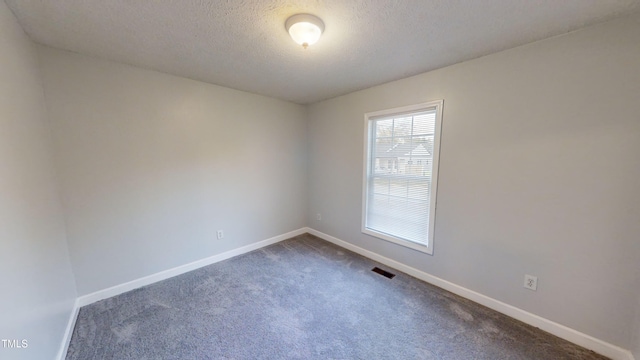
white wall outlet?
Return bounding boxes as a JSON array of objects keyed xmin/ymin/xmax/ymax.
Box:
[
  {"xmin": 524, "ymin": 274, "xmax": 538, "ymax": 291},
  {"xmin": 316, "ymin": 213, "xmax": 322, "ymax": 221},
  {"xmin": 216, "ymin": 230, "xmax": 224, "ymax": 240}
]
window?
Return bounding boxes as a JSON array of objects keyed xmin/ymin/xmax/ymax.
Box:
[{"xmin": 362, "ymin": 100, "xmax": 443, "ymax": 254}]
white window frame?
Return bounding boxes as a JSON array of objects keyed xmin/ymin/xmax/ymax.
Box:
[{"xmin": 361, "ymin": 100, "xmax": 444, "ymax": 255}]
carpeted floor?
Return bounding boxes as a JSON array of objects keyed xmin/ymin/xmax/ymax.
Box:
[{"xmin": 66, "ymin": 233, "xmax": 608, "ymax": 359}]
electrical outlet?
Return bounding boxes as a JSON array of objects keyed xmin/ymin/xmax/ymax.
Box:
[
  {"xmin": 524, "ymin": 274, "xmax": 538, "ymax": 291},
  {"xmin": 216, "ymin": 230, "xmax": 224, "ymax": 240},
  {"xmin": 317, "ymin": 213, "xmax": 322, "ymax": 221}
]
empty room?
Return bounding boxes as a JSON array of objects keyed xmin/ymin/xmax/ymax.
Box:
[{"xmin": 1, "ymin": 1, "xmax": 639, "ymax": 359}]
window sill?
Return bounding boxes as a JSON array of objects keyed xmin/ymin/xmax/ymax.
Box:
[{"xmin": 362, "ymin": 227, "xmax": 433, "ymax": 255}]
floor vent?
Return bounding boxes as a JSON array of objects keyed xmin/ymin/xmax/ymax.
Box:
[{"xmin": 372, "ymin": 267, "xmax": 395, "ymax": 279}]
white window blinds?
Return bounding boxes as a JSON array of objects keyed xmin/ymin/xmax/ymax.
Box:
[{"xmin": 362, "ymin": 101, "xmax": 443, "ymax": 254}]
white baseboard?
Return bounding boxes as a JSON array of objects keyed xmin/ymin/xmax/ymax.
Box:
[
  {"xmin": 57, "ymin": 298, "xmax": 80, "ymax": 360},
  {"xmin": 76, "ymin": 228, "xmax": 307, "ymax": 307},
  {"xmin": 61, "ymin": 227, "xmax": 635, "ymax": 360},
  {"xmin": 306, "ymin": 228, "xmax": 635, "ymax": 360},
  {"xmin": 59, "ymin": 228, "xmax": 306, "ymax": 359}
]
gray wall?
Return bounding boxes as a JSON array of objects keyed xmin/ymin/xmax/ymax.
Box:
[
  {"xmin": 0, "ymin": 2, "xmax": 77, "ymax": 360},
  {"xmin": 633, "ymin": 288, "xmax": 640, "ymax": 358},
  {"xmin": 38, "ymin": 47, "xmax": 308, "ymax": 296},
  {"xmin": 631, "ymin": 296, "xmax": 640, "ymax": 359},
  {"xmin": 307, "ymin": 13, "xmax": 640, "ymax": 349}
]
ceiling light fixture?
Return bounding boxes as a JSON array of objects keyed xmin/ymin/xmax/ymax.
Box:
[{"xmin": 285, "ymin": 14, "xmax": 324, "ymax": 49}]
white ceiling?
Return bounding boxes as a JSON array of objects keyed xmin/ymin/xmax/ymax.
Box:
[{"xmin": 6, "ymin": 0, "xmax": 640, "ymax": 104}]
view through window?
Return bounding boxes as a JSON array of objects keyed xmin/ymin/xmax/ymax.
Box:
[{"xmin": 362, "ymin": 101, "xmax": 443, "ymax": 254}]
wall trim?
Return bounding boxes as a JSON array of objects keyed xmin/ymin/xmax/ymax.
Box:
[
  {"xmin": 57, "ymin": 298, "xmax": 80, "ymax": 360},
  {"xmin": 306, "ymin": 228, "xmax": 635, "ymax": 360},
  {"xmin": 76, "ymin": 228, "xmax": 307, "ymax": 307}
]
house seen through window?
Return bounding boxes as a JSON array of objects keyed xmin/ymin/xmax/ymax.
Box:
[{"xmin": 362, "ymin": 100, "xmax": 443, "ymax": 254}]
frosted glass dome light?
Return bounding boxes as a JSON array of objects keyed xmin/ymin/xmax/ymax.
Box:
[{"xmin": 285, "ymin": 14, "xmax": 325, "ymax": 49}]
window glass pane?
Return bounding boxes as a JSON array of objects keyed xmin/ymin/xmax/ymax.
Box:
[
  {"xmin": 374, "ymin": 136, "xmax": 393, "ymax": 174},
  {"xmin": 372, "ymin": 177, "xmax": 389, "ymax": 195},
  {"xmin": 412, "ymin": 111, "xmax": 436, "ymax": 135},
  {"xmin": 393, "ymin": 116, "xmax": 412, "ymax": 137},
  {"xmin": 366, "ymin": 195, "xmax": 429, "ymax": 244},
  {"xmin": 389, "ymin": 178, "xmax": 407, "ymax": 198},
  {"xmin": 407, "ymin": 179, "xmax": 429, "ymax": 201},
  {"xmin": 376, "ymin": 119, "xmax": 393, "ymax": 137},
  {"xmin": 363, "ymin": 101, "xmax": 442, "ymax": 252}
]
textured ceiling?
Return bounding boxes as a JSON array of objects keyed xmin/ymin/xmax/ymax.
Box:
[{"xmin": 5, "ymin": 0, "xmax": 640, "ymax": 104}]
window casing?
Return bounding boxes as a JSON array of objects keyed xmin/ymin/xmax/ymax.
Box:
[{"xmin": 362, "ymin": 100, "xmax": 443, "ymax": 254}]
